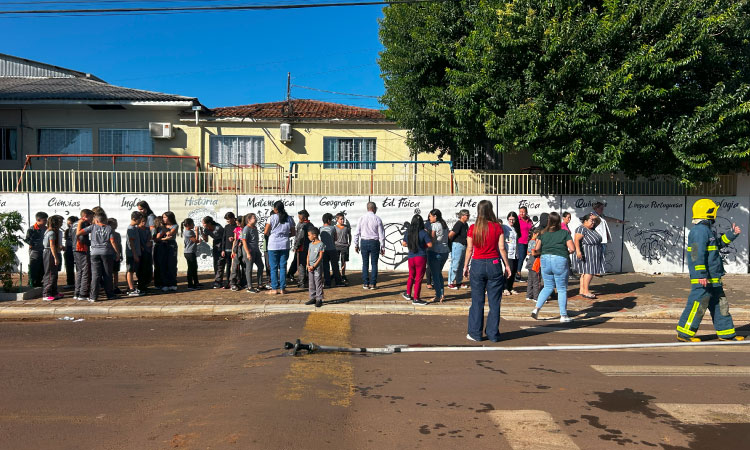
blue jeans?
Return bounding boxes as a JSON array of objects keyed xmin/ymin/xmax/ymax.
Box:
[
  {"xmin": 360, "ymin": 239, "xmax": 380, "ymax": 286},
  {"xmin": 467, "ymin": 258, "xmax": 505, "ymax": 342},
  {"xmin": 517, "ymin": 243, "xmax": 528, "ymax": 275},
  {"xmin": 428, "ymin": 251, "xmax": 449, "ymax": 298},
  {"xmin": 448, "ymin": 242, "xmax": 466, "ymax": 286},
  {"xmin": 535, "ymin": 254, "xmax": 569, "ymax": 316},
  {"xmin": 268, "ymin": 249, "xmax": 289, "ymax": 290}
]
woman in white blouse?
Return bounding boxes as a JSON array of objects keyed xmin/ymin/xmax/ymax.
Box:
[{"xmin": 503, "ymin": 212, "xmax": 520, "ymax": 295}]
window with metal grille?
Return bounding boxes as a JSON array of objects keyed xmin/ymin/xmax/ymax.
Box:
[
  {"xmin": 452, "ymin": 145, "xmax": 503, "ymax": 171},
  {"xmin": 0, "ymin": 128, "xmax": 17, "ymax": 160},
  {"xmin": 38, "ymin": 128, "xmax": 92, "ymax": 160},
  {"xmin": 99, "ymin": 129, "xmax": 153, "ymax": 162},
  {"xmin": 323, "ymin": 137, "xmax": 376, "ymax": 169},
  {"xmin": 209, "ymin": 136, "xmax": 265, "ymax": 168}
]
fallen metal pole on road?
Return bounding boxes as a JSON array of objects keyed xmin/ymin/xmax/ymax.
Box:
[{"xmin": 283, "ymin": 338, "xmax": 750, "ymax": 356}]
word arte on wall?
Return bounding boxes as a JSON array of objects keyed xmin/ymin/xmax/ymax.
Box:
[{"xmin": 2, "ymin": 194, "xmax": 747, "ymax": 274}]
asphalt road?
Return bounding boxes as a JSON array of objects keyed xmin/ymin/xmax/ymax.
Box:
[{"xmin": 0, "ymin": 314, "xmax": 748, "ymax": 450}]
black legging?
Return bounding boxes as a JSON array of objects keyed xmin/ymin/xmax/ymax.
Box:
[{"xmin": 505, "ymin": 259, "xmax": 518, "ymax": 291}]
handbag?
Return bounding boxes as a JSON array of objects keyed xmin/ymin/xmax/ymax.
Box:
[{"xmin": 532, "ymin": 257, "xmax": 541, "ymax": 273}]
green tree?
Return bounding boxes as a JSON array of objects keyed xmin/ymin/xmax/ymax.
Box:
[
  {"xmin": 379, "ymin": 0, "xmax": 750, "ymax": 184},
  {"xmin": 0, "ymin": 211, "xmax": 24, "ymax": 292}
]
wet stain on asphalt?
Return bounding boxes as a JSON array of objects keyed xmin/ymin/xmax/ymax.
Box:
[
  {"xmin": 536, "ymin": 385, "xmax": 551, "ymax": 390},
  {"xmin": 563, "ymin": 419, "xmax": 579, "ymax": 425},
  {"xmin": 476, "ymin": 403, "xmax": 494, "ymax": 413},
  {"xmin": 418, "ymin": 425, "xmax": 430, "ymax": 435},
  {"xmin": 661, "ymin": 424, "xmax": 750, "ymax": 450},
  {"xmin": 528, "ymin": 366, "xmax": 569, "ymax": 374},
  {"xmin": 581, "ymin": 415, "xmax": 634, "ymax": 445},
  {"xmin": 586, "ymin": 388, "xmax": 661, "ymax": 419},
  {"xmin": 475, "ymin": 359, "xmax": 507, "ymax": 374}
]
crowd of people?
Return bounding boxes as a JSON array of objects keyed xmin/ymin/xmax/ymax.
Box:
[{"xmin": 22, "ymin": 199, "xmax": 619, "ymax": 313}]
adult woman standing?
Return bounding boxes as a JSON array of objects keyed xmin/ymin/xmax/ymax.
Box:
[
  {"xmin": 427, "ymin": 209, "xmax": 450, "ymax": 303},
  {"xmin": 516, "ymin": 206, "xmax": 534, "ymax": 279},
  {"xmin": 448, "ymin": 209, "xmax": 470, "ymax": 289},
  {"xmin": 574, "ymin": 213, "xmax": 604, "ymax": 299},
  {"xmin": 264, "ymin": 200, "xmax": 295, "ymax": 295},
  {"xmin": 503, "ymin": 212, "xmax": 520, "ymax": 296},
  {"xmin": 136, "ymin": 201, "xmax": 156, "ymax": 289},
  {"xmin": 530, "ymin": 212, "xmax": 575, "ymax": 322},
  {"xmin": 463, "ymin": 200, "xmax": 512, "ymax": 342}
]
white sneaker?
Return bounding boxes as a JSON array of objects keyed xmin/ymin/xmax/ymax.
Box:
[
  {"xmin": 531, "ymin": 308, "xmax": 539, "ymax": 320},
  {"xmin": 466, "ymin": 334, "xmax": 481, "ymax": 342},
  {"xmin": 560, "ymin": 316, "xmax": 572, "ymax": 323},
  {"xmin": 169, "ymin": 286, "xmax": 177, "ymax": 291},
  {"xmin": 161, "ymin": 287, "xmax": 169, "ymax": 292}
]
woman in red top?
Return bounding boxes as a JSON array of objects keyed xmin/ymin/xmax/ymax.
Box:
[{"xmin": 463, "ymin": 200, "xmax": 511, "ymax": 342}]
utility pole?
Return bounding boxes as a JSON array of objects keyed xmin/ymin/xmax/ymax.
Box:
[{"xmin": 286, "ymin": 72, "xmax": 291, "ymax": 102}]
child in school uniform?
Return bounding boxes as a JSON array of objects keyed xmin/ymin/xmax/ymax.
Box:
[
  {"xmin": 73, "ymin": 209, "xmax": 93, "ymax": 301},
  {"xmin": 125, "ymin": 211, "xmax": 143, "ymax": 297},
  {"xmin": 108, "ymin": 218, "xmax": 123, "ymax": 294},
  {"xmin": 64, "ymin": 216, "xmax": 77, "ymax": 288},
  {"xmin": 152, "ymin": 216, "xmax": 165, "ymax": 289},
  {"xmin": 525, "ymin": 228, "xmax": 542, "ymax": 302},
  {"xmin": 77, "ymin": 212, "xmax": 119, "ymax": 302},
  {"xmin": 230, "ymin": 215, "xmax": 243, "ymax": 291},
  {"xmin": 24, "ymin": 211, "xmax": 48, "ymax": 288},
  {"xmin": 305, "ymin": 227, "xmax": 325, "ymax": 308},
  {"xmin": 320, "ymin": 213, "xmax": 343, "ymax": 288},
  {"xmin": 136, "ymin": 215, "xmax": 152, "ymax": 293},
  {"xmin": 160, "ymin": 212, "xmax": 179, "ymax": 292},
  {"xmin": 334, "ymin": 213, "xmax": 351, "ymax": 285},
  {"xmin": 42, "ymin": 215, "xmax": 63, "ymax": 301},
  {"xmin": 241, "ymin": 213, "xmax": 264, "ymax": 293},
  {"xmin": 181, "ymin": 218, "xmax": 201, "ymax": 291}
]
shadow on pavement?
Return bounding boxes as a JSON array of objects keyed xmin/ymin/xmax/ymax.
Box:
[
  {"xmin": 575, "ymin": 296, "xmax": 638, "ymax": 319},
  {"xmin": 498, "ymin": 317, "xmax": 614, "ymax": 343}
]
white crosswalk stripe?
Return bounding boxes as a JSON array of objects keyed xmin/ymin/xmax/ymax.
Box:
[
  {"xmin": 489, "ymin": 410, "xmax": 580, "ymax": 450},
  {"xmin": 591, "ymin": 365, "xmax": 750, "ymax": 376},
  {"xmin": 550, "ymin": 343, "xmax": 750, "ymax": 352},
  {"xmin": 656, "ymin": 403, "xmax": 750, "ymax": 424}
]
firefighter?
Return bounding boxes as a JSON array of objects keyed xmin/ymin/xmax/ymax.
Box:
[{"xmin": 676, "ymin": 199, "xmax": 745, "ymax": 342}]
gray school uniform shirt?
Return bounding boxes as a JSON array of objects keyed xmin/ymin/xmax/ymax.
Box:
[
  {"xmin": 183, "ymin": 229, "xmax": 197, "ymax": 254},
  {"xmin": 307, "ymin": 241, "xmax": 325, "ymax": 266},
  {"xmin": 334, "ymin": 224, "xmax": 351, "ymax": 250},
  {"xmin": 43, "ymin": 229, "xmax": 62, "ymax": 254},
  {"xmin": 84, "ymin": 224, "xmax": 114, "ymax": 256},
  {"xmin": 242, "ymin": 226, "xmax": 260, "ymax": 251},
  {"xmin": 319, "ymin": 224, "xmax": 336, "ymax": 251},
  {"xmin": 430, "ymin": 222, "xmax": 450, "ymax": 254},
  {"xmin": 126, "ymin": 225, "xmax": 141, "ymax": 258}
]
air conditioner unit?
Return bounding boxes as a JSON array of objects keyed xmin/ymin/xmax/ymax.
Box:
[
  {"xmin": 280, "ymin": 123, "xmax": 292, "ymax": 143},
  {"xmin": 149, "ymin": 122, "xmax": 173, "ymax": 139}
]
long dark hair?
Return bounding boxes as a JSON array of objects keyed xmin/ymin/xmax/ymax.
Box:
[
  {"xmin": 137, "ymin": 200, "xmax": 154, "ymax": 217},
  {"xmin": 274, "ymin": 200, "xmax": 288, "ymax": 223},
  {"xmin": 507, "ymin": 211, "xmax": 521, "ymax": 237},
  {"xmin": 407, "ymin": 214, "xmax": 426, "ymax": 254},
  {"xmin": 162, "ymin": 211, "xmax": 177, "ymax": 226},
  {"xmin": 473, "ymin": 200, "xmax": 497, "ymax": 248},
  {"xmin": 543, "ymin": 212, "xmax": 562, "ymax": 234},
  {"xmin": 429, "ymin": 209, "xmax": 447, "ymax": 230},
  {"xmin": 180, "ymin": 218, "xmax": 194, "ymax": 237}
]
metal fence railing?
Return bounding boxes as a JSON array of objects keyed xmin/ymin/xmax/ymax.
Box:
[{"xmin": 0, "ymin": 169, "xmax": 738, "ymax": 196}]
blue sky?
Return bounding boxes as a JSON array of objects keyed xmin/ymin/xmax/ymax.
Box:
[{"xmin": 2, "ymin": 3, "xmax": 386, "ymax": 109}]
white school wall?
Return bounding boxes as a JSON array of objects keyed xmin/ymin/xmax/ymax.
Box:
[{"xmin": 6, "ymin": 193, "xmax": 749, "ymax": 275}]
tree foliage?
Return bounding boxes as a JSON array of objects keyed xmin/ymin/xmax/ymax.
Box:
[
  {"xmin": 379, "ymin": 0, "xmax": 750, "ymax": 183},
  {"xmin": 0, "ymin": 211, "xmax": 24, "ymax": 292}
]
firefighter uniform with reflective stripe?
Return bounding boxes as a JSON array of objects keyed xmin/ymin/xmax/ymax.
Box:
[{"xmin": 676, "ymin": 219, "xmax": 738, "ymax": 340}]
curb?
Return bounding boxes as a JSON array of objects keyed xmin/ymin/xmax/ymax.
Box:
[{"xmin": 1, "ymin": 304, "xmax": 750, "ymax": 321}]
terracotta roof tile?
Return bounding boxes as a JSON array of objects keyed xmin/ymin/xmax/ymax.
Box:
[{"xmin": 207, "ymin": 99, "xmax": 387, "ymax": 121}]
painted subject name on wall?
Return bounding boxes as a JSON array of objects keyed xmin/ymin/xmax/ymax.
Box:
[
  {"xmin": 48, "ymin": 198, "xmax": 80, "ymax": 208},
  {"xmin": 627, "ymin": 201, "xmax": 684, "ymax": 211},
  {"xmin": 716, "ymin": 199, "xmax": 741, "ymax": 211},
  {"xmin": 246, "ymin": 197, "xmax": 296, "ymax": 208},
  {"xmin": 184, "ymin": 197, "xmax": 219, "ymax": 207},
  {"xmin": 319, "ymin": 197, "xmax": 355, "ymax": 209},
  {"xmin": 0, "ymin": 200, "xmax": 6, "ymax": 207},
  {"xmin": 120, "ymin": 197, "xmax": 147, "ymax": 210},
  {"xmin": 454, "ymin": 198, "xmax": 477, "ymax": 208},
  {"xmin": 575, "ymin": 199, "xmax": 603, "ymax": 209},
  {"xmin": 518, "ymin": 199, "xmax": 541, "ymax": 209},
  {"xmin": 382, "ymin": 197, "xmax": 420, "ymax": 208}
]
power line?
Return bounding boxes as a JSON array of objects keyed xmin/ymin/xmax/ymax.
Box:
[
  {"xmin": 292, "ymin": 84, "xmax": 380, "ymax": 99},
  {"xmin": 0, "ymin": 0, "xmax": 443, "ymax": 15}
]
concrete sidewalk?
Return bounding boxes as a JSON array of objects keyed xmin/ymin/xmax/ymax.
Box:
[{"xmin": 2, "ymin": 272, "xmax": 750, "ymax": 321}]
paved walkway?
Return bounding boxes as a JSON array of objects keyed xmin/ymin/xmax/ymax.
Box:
[{"xmin": 3, "ymin": 272, "xmax": 750, "ymax": 321}]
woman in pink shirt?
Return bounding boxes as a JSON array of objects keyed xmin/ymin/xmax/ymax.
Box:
[
  {"xmin": 561, "ymin": 212, "xmax": 572, "ymax": 232},
  {"xmin": 516, "ymin": 207, "xmax": 534, "ymax": 279}
]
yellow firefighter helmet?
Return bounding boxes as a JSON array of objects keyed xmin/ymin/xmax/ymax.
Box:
[{"xmin": 692, "ymin": 199, "xmax": 719, "ymax": 220}]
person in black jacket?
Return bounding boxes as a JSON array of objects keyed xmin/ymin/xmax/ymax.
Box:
[
  {"xmin": 24, "ymin": 212, "xmax": 48, "ymax": 288},
  {"xmin": 63, "ymin": 216, "xmax": 78, "ymax": 288},
  {"xmin": 293, "ymin": 210, "xmax": 313, "ymax": 288},
  {"xmin": 201, "ymin": 216, "xmax": 225, "ymax": 289}
]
